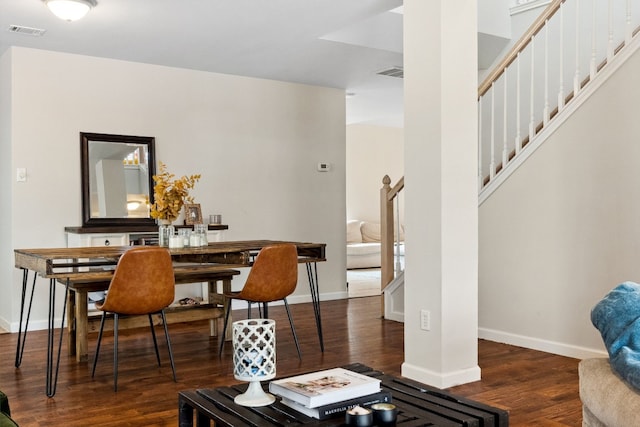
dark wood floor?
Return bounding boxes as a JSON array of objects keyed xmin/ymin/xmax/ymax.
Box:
[{"xmin": 0, "ymin": 296, "xmax": 581, "ymax": 426}]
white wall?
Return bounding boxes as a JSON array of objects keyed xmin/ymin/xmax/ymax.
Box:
[
  {"xmin": 478, "ymin": 0, "xmax": 511, "ymax": 39},
  {"xmin": 479, "ymin": 46, "xmax": 640, "ymax": 358},
  {"xmin": 478, "ymin": 1, "xmax": 546, "ymax": 81},
  {"xmin": 0, "ymin": 49, "xmax": 12, "ymax": 328},
  {"xmin": 1, "ymin": 47, "xmax": 347, "ymax": 331},
  {"xmin": 346, "ymin": 124, "xmax": 404, "ymax": 223}
]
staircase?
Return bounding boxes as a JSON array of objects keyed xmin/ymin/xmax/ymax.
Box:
[
  {"xmin": 382, "ymin": 0, "xmax": 640, "ymax": 321},
  {"xmin": 479, "ymin": 0, "xmax": 640, "ymax": 203}
]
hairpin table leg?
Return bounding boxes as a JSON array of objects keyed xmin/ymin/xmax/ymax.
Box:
[
  {"xmin": 45, "ymin": 278, "xmax": 69, "ymax": 398},
  {"xmin": 15, "ymin": 268, "xmax": 36, "ymax": 368},
  {"xmin": 306, "ymin": 262, "xmax": 324, "ymax": 352}
]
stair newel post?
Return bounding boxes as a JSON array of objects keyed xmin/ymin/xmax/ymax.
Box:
[{"xmin": 380, "ymin": 175, "xmax": 394, "ymax": 317}]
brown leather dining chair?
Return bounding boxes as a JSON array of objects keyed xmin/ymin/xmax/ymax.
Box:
[
  {"xmin": 218, "ymin": 244, "xmax": 302, "ymax": 359},
  {"xmin": 91, "ymin": 246, "xmax": 177, "ymax": 391}
]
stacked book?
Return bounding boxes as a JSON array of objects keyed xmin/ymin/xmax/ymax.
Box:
[{"xmin": 269, "ymin": 367, "xmax": 392, "ymax": 420}]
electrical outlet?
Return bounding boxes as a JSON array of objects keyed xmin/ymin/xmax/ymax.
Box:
[{"xmin": 420, "ymin": 309, "xmax": 431, "ymax": 331}]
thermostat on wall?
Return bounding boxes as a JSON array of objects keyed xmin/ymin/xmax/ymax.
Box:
[{"xmin": 317, "ymin": 162, "xmax": 331, "ymax": 172}]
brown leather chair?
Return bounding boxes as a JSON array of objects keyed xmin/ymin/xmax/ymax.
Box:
[
  {"xmin": 91, "ymin": 246, "xmax": 177, "ymax": 391},
  {"xmin": 219, "ymin": 244, "xmax": 301, "ymax": 358}
]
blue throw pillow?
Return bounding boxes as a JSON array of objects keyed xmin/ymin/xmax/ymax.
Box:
[{"xmin": 591, "ymin": 281, "xmax": 640, "ymax": 389}]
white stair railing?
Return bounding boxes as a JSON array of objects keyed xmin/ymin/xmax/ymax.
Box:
[{"xmin": 479, "ymin": 0, "xmax": 640, "ymax": 201}]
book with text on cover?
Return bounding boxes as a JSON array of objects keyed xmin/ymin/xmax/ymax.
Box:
[
  {"xmin": 279, "ymin": 390, "xmax": 392, "ymax": 420},
  {"xmin": 268, "ymin": 367, "xmax": 381, "ymax": 408}
]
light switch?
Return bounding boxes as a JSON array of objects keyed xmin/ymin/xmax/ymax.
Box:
[{"xmin": 16, "ymin": 168, "xmax": 27, "ymax": 182}]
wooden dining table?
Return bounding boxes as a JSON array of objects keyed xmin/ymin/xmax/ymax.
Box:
[{"xmin": 13, "ymin": 240, "xmax": 326, "ymax": 397}]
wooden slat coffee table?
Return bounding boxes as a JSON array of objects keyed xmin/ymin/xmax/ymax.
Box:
[{"xmin": 178, "ymin": 363, "xmax": 509, "ymax": 426}]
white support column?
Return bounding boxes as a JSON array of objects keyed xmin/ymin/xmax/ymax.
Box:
[{"xmin": 403, "ymin": 0, "xmax": 479, "ymax": 388}]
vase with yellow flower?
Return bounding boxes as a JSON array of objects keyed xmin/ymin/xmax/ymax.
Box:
[{"xmin": 149, "ymin": 162, "xmax": 201, "ymax": 246}]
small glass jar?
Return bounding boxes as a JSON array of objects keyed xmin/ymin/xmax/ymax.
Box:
[
  {"xmin": 168, "ymin": 235, "xmax": 183, "ymax": 248},
  {"xmin": 178, "ymin": 228, "xmax": 191, "ymax": 247},
  {"xmin": 189, "ymin": 232, "xmax": 200, "ymax": 247},
  {"xmin": 158, "ymin": 223, "xmax": 175, "ymax": 247},
  {"xmin": 193, "ymin": 224, "xmax": 208, "ymax": 247}
]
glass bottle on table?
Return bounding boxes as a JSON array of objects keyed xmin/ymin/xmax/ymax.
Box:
[{"xmin": 194, "ymin": 224, "xmax": 208, "ymax": 247}]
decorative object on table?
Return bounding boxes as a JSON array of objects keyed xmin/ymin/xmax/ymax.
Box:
[
  {"xmin": 279, "ymin": 390, "xmax": 391, "ymax": 420},
  {"xmin": 184, "ymin": 203, "xmax": 203, "ymax": 225},
  {"xmin": 149, "ymin": 162, "xmax": 200, "ymax": 246},
  {"xmin": 168, "ymin": 232, "xmax": 183, "ymax": 248},
  {"xmin": 209, "ymin": 214, "xmax": 222, "ymax": 225},
  {"xmin": 232, "ymin": 319, "xmax": 276, "ymax": 407},
  {"xmin": 269, "ymin": 367, "xmax": 381, "ymax": 408},
  {"xmin": 190, "ymin": 223, "xmax": 208, "ymax": 247},
  {"xmin": 371, "ymin": 402, "xmax": 398, "ymax": 426},
  {"xmin": 344, "ymin": 405, "xmax": 374, "ymax": 426},
  {"xmin": 178, "ymin": 228, "xmax": 191, "ymax": 246},
  {"xmin": 158, "ymin": 220, "xmax": 175, "ymax": 248}
]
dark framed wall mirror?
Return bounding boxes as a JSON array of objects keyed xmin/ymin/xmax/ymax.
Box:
[{"xmin": 80, "ymin": 132, "xmax": 157, "ymax": 228}]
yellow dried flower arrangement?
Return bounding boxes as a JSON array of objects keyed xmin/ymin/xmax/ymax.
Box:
[{"xmin": 149, "ymin": 162, "xmax": 201, "ymax": 222}]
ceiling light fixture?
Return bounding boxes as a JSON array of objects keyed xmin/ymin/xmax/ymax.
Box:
[{"xmin": 44, "ymin": 0, "xmax": 96, "ymax": 22}]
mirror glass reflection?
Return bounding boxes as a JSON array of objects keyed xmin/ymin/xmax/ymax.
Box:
[{"xmin": 81, "ymin": 133, "xmax": 156, "ymax": 227}]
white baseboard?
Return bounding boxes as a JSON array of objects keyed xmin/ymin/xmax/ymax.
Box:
[
  {"xmin": 287, "ymin": 291, "xmax": 348, "ymax": 305},
  {"xmin": 479, "ymin": 327, "xmax": 607, "ymax": 360},
  {"xmin": 6, "ymin": 318, "xmax": 51, "ymax": 333},
  {"xmin": 401, "ymin": 361, "xmax": 481, "ymax": 389}
]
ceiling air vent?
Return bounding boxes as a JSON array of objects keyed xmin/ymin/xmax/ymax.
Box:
[
  {"xmin": 377, "ymin": 66, "xmax": 404, "ymax": 78},
  {"xmin": 7, "ymin": 25, "xmax": 46, "ymax": 37}
]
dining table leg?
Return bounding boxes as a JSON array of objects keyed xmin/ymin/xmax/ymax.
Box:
[
  {"xmin": 306, "ymin": 262, "xmax": 324, "ymax": 352},
  {"xmin": 45, "ymin": 278, "xmax": 69, "ymax": 398},
  {"xmin": 15, "ymin": 268, "xmax": 36, "ymax": 368},
  {"xmin": 74, "ymin": 290, "xmax": 89, "ymax": 362}
]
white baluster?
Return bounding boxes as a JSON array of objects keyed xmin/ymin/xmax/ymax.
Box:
[
  {"xmin": 490, "ymin": 83, "xmax": 496, "ymax": 180},
  {"xmin": 590, "ymin": 0, "xmax": 597, "ymax": 79},
  {"xmin": 558, "ymin": 2, "xmax": 565, "ymax": 112},
  {"xmin": 529, "ymin": 35, "xmax": 536, "ymax": 141},
  {"xmin": 625, "ymin": 0, "xmax": 632, "ymax": 45},
  {"xmin": 543, "ymin": 20, "xmax": 550, "ymax": 125},
  {"xmin": 574, "ymin": 0, "xmax": 581, "ymax": 95},
  {"xmin": 607, "ymin": 0, "xmax": 614, "ymax": 62},
  {"xmin": 502, "ymin": 71, "xmax": 508, "ymax": 167},
  {"xmin": 515, "ymin": 52, "xmax": 522, "ymax": 154},
  {"xmin": 478, "ymin": 98, "xmax": 483, "ymax": 190}
]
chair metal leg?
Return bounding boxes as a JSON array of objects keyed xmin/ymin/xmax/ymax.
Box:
[
  {"xmin": 149, "ymin": 314, "xmax": 161, "ymax": 366},
  {"xmin": 283, "ymin": 299, "xmax": 302, "ymax": 359},
  {"xmin": 91, "ymin": 311, "xmax": 107, "ymax": 378},
  {"xmin": 160, "ymin": 310, "xmax": 177, "ymax": 382},
  {"xmin": 218, "ymin": 298, "xmax": 234, "ymax": 356},
  {"xmin": 113, "ymin": 313, "xmax": 119, "ymax": 392}
]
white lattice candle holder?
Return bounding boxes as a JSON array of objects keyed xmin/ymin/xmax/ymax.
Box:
[{"xmin": 232, "ymin": 319, "xmax": 276, "ymax": 407}]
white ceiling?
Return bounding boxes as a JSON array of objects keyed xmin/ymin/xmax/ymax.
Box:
[{"xmin": 0, "ymin": 0, "xmax": 406, "ymax": 127}]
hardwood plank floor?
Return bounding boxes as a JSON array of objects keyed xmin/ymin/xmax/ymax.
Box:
[{"xmin": 0, "ymin": 296, "xmax": 582, "ymax": 426}]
